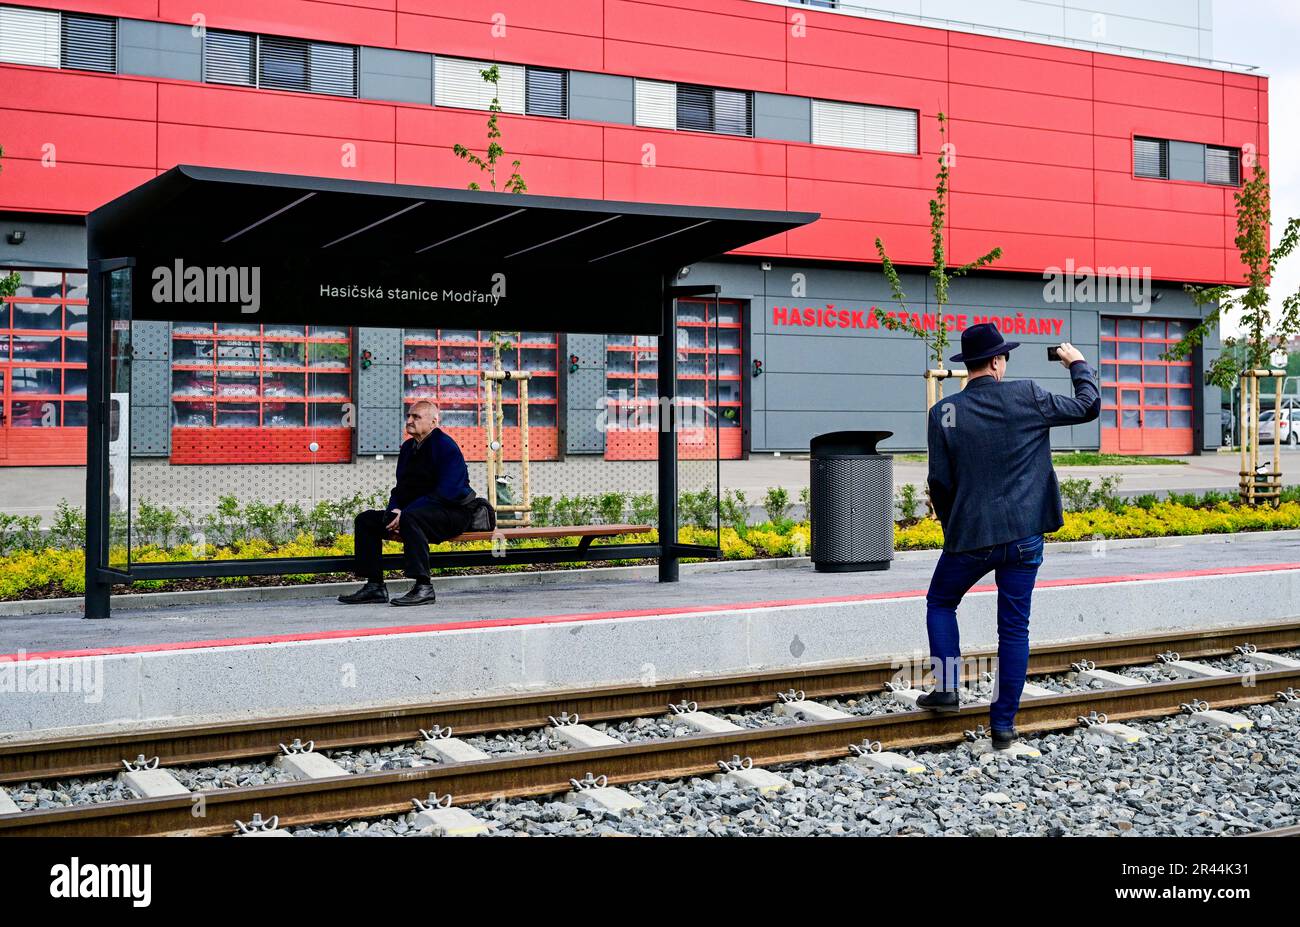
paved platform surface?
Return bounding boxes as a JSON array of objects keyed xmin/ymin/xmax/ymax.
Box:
[{"xmin": 6, "ymin": 530, "xmax": 1300, "ymax": 658}]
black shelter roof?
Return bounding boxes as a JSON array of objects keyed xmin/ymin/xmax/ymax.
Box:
[{"xmin": 88, "ymin": 165, "xmax": 818, "ymax": 271}]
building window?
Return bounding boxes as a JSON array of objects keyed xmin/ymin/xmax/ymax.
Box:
[
  {"xmin": 634, "ymin": 79, "xmax": 676, "ymax": 129},
  {"xmin": 1134, "ymin": 137, "xmax": 1169, "ymax": 179},
  {"xmin": 435, "ymin": 57, "xmax": 525, "ymax": 113},
  {"xmin": 258, "ymin": 35, "xmax": 356, "ymax": 97},
  {"xmin": 402, "ymin": 330, "xmax": 557, "ymax": 429},
  {"xmin": 0, "ymin": 5, "xmax": 59, "ymax": 68},
  {"xmin": 811, "ymin": 99, "xmax": 918, "ymax": 154},
  {"xmin": 203, "ymin": 30, "xmax": 255, "ymax": 86},
  {"xmin": 169, "ymin": 323, "xmax": 352, "ymax": 462},
  {"xmin": 60, "ymin": 12, "xmax": 115, "ymax": 73},
  {"xmin": 604, "ymin": 299, "xmax": 744, "ymax": 460},
  {"xmin": 1206, "ymin": 145, "xmax": 1241, "ymax": 186},
  {"xmin": 525, "ymin": 67, "xmax": 568, "ymax": 118},
  {"xmin": 0, "ymin": 6, "xmax": 117, "ymax": 72},
  {"xmin": 675, "ymin": 84, "xmax": 753, "ymax": 137},
  {"xmin": 0, "ymin": 271, "xmax": 88, "ymax": 465}
]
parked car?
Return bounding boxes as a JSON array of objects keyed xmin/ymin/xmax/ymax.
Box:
[{"xmin": 1258, "ymin": 399, "xmax": 1300, "ymax": 445}]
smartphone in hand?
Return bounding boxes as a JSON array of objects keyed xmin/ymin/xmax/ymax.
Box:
[{"xmin": 1047, "ymin": 346, "xmax": 1061, "ymax": 361}]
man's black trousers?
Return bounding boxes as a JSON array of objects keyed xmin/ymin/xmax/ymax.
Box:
[{"xmin": 353, "ymin": 504, "xmax": 474, "ymax": 583}]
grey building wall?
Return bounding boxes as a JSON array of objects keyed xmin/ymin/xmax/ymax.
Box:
[
  {"xmin": 0, "ymin": 217, "xmax": 87, "ymax": 270},
  {"xmin": 565, "ymin": 333, "xmax": 607, "ymax": 453},
  {"xmin": 356, "ymin": 328, "xmax": 403, "ymax": 455},
  {"xmin": 685, "ymin": 258, "xmax": 1217, "ymax": 454},
  {"xmin": 569, "ymin": 72, "xmax": 635, "ymax": 125},
  {"xmin": 117, "ymin": 19, "xmax": 202, "ymax": 82},
  {"xmin": 359, "ymin": 47, "xmax": 433, "ymax": 106}
]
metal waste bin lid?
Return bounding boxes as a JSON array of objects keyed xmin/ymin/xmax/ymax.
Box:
[{"xmin": 810, "ymin": 430, "xmax": 893, "ymax": 457}]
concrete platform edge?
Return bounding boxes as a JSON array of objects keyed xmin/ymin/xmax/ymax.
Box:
[{"xmin": 4, "ymin": 566, "xmax": 1298, "ymax": 736}]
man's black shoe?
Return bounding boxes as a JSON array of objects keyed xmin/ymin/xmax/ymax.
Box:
[
  {"xmin": 338, "ymin": 581, "xmax": 388, "ymax": 605},
  {"xmin": 992, "ymin": 727, "xmax": 1018, "ymax": 750},
  {"xmin": 390, "ymin": 582, "xmax": 437, "ymax": 606},
  {"xmin": 916, "ymin": 689, "xmax": 960, "ymax": 712}
]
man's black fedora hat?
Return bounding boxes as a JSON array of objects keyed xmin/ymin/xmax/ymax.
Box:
[{"xmin": 950, "ymin": 322, "xmax": 1020, "ymax": 365}]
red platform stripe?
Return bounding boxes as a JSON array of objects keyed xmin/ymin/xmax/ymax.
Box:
[{"xmin": 7, "ymin": 561, "xmax": 1299, "ymax": 662}]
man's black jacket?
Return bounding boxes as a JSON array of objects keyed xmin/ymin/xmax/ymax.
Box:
[{"xmin": 926, "ymin": 361, "xmax": 1100, "ymax": 552}]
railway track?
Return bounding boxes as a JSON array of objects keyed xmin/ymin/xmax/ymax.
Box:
[{"xmin": 1, "ymin": 622, "xmax": 1298, "ymax": 837}]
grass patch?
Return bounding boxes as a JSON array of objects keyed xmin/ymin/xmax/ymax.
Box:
[{"xmin": 1052, "ymin": 452, "xmax": 1185, "ymax": 466}]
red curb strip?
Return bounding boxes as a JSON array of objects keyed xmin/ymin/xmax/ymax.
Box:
[{"xmin": 6, "ymin": 561, "xmax": 1299, "ymax": 663}]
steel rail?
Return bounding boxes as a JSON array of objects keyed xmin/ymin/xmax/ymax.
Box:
[
  {"xmin": 1, "ymin": 667, "xmax": 1295, "ymax": 837},
  {"xmin": 3, "ymin": 620, "xmax": 1297, "ymax": 784}
]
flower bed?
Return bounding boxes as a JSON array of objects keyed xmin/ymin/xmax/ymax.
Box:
[{"xmin": 5, "ymin": 499, "xmax": 1300, "ymax": 602}]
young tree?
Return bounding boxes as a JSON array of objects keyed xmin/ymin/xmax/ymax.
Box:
[
  {"xmin": 1166, "ymin": 165, "xmax": 1300, "ymax": 387},
  {"xmin": 0, "ymin": 145, "xmax": 19, "ymax": 299},
  {"xmin": 451, "ymin": 64, "xmax": 527, "ymax": 194},
  {"xmin": 450, "ymin": 66, "xmax": 529, "ymax": 512},
  {"xmin": 871, "ymin": 112, "xmax": 1002, "ymax": 402},
  {"xmin": 1166, "ymin": 164, "xmax": 1300, "ymax": 503}
]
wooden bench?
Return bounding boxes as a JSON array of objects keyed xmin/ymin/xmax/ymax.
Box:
[{"xmin": 392, "ymin": 523, "xmax": 653, "ymax": 554}]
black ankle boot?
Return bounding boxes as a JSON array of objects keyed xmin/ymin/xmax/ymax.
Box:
[
  {"xmin": 991, "ymin": 727, "xmax": 1018, "ymax": 750},
  {"xmin": 390, "ymin": 581, "xmax": 437, "ymax": 606},
  {"xmin": 917, "ymin": 689, "xmax": 960, "ymax": 712},
  {"xmin": 338, "ymin": 581, "xmax": 388, "ymax": 604}
]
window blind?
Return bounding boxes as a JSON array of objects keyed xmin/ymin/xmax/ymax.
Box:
[
  {"xmin": 1134, "ymin": 137, "xmax": 1169, "ymax": 179},
  {"xmin": 258, "ymin": 35, "xmax": 356, "ymax": 97},
  {"xmin": 435, "ymin": 57, "xmax": 525, "ymax": 113},
  {"xmin": 525, "ymin": 67, "xmax": 567, "ymax": 118},
  {"xmin": 713, "ymin": 88, "xmax": 753, "ymax": 137},
  {"xmin": 812, "ymin": 100, "xmax": 917, "ymax": 154},
  {"xmin": 1205, "ymin": 145, "xmax": 1240, "ymax": 186},
  {"xmin": 203, "ymin": 30, "xmax": 255, "ymax": 86},
  {"xmin": 0, "ymin": 6, "xmax": 59, "ymax": 68},
  {"xmin": 60, "ymin": 12, "xmax": 115, "ymax": 73},
  {"xmin": 634, "ymin": 79, "xmax": 676, "ymax": 129}
]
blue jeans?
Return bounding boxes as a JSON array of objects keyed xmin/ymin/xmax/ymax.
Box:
[{"xmin": 925, "ymin": 533, "xmax": 1044, "ymax": 731}]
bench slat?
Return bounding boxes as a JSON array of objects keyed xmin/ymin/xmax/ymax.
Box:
[{"xmin": 449, "ymin": 523, "xmax": 652, "ymax": 543}]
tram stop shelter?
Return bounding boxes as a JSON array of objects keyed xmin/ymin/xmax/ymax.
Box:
[{"xmin": 83, "ymin": 165, "xmax": 818, "ymax": 619}]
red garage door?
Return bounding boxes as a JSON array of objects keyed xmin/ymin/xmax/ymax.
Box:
[
  {"xmin": 1099, "ymin": 317, "xmax": 1194, "ymax": 455},
  {"xmin": 0, "ymin": 270, "xmax": 88, "ymax": 466}
]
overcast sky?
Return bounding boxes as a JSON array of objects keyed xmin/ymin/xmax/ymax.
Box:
[{"xmin": 1212, "ymin": 0, "xmax": 1298, "ymax": 337}]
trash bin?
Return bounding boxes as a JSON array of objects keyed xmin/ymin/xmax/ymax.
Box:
[{"xmin": 809, "ymin": 430, "xmax": 894, "ymax": 572}]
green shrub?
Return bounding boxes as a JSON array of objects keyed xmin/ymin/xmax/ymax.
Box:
[
  {"xmin": 49, "ymin": 500, "xmax": 86, "ymax": 550},
  {"xmin": 597, "ymin": 492, "xmax": 626, "ymax": 525},
  {"xmin": 630, "ymin": 493, "xmax": 658, "ymax": 528},
  {"xmin": 896, "ymin": 483, "xmax": 922, "ymax": 522},
  {"xmin": 763, "ymin": 486, "xmax": 791, "ymax": 524},
  {"xmin": 204, "ymin": 495, "xmax": 245, "ymax": 546},
  {"xmin": 0, "ymin": 513, "xmax": 43, "ymax": 556},
  {"xmin": 531, "ymin": 495, "xmax": 553, "ymax": 527},
  {"xmin": 720, "ymin": 489, "xmax": 749, "ymax": 532},
  {"xmin": 135, "ymin": 500, "xmax": 178, "ymax": 548}
]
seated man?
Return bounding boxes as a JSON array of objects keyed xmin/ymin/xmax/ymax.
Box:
[{"xmin": 339, "ymin": 401, "xmax": 475, "ymax": 606}]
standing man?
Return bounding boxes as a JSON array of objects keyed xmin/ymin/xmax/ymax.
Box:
[
  {"xmin": 339, "ymin": 401, "xmax": 475, "ymax": 606},
  {"xmin": 917, "ymin": 323, "xmax": 1099, "ymax": 748}
]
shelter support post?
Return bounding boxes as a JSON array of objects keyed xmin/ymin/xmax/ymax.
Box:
[
  {"xmin": 658, "ymin": 276, "xmax": 679, "ymax": 582},
  {"xmin": 84, "ymin": 265, "xmax": 111, "ymax": 619}
]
